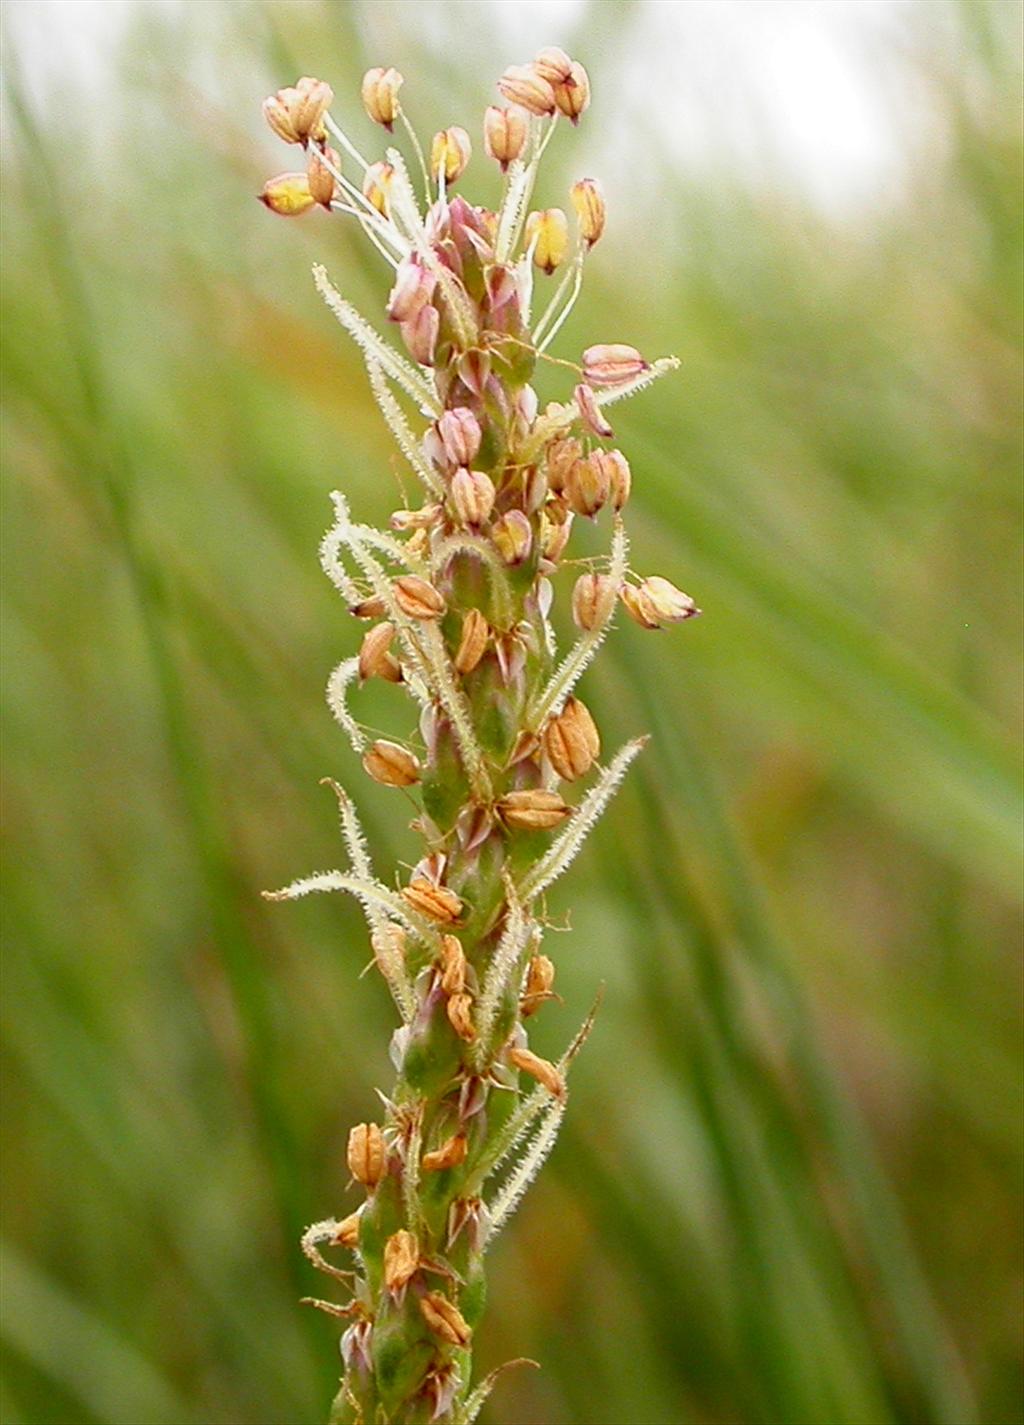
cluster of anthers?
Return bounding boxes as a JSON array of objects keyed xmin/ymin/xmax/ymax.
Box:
[{"xmin": 259, "ymin": 47, "xmax": 699, "ymax": 1425}]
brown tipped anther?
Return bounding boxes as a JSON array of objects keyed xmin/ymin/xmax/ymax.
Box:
[
  {"xmin": 347, "ymin": 1122, "xmax": 386, "ymax": 1186},
  {"xmin": 484, "ymin": 104, "xmax": 529, "ymax": 170},
  {"xmin": 331, "ymin": 1210, "xmax": 362, "ymax": 1249},
  {"xmin": 521, "ymin": 952, "xmax": 556, "ymax": 1016},
  {"xmin": 358, "ymin": 621, "xmax": 402, "ymax": 682},
  {"xmin": 574, "ymin": 382, "xmax": 614, "ymax": 439},
  {"xmin": 361, "ymin": 67, "xmax": 403, "ymax": 130},
  {"xmin": 420, "ymin": 1292, "xmax": 472, "ymax": 1347},
  {"xmin": 554, "ymin": 61, "xmax": 590, "ymax": 123},
  {"xmin": 543, "ymin": 696, "xmax": 600, "ymax": 781},
  {"xmin": 431, "ymin": 126, "xmax": 472, "ymax": 185},
  {"xmin": 454, "ymin": 608, "xmax": 490, "ymax": 674},
  {"xmin": 263, "ymin": 77, "xmax": 333, "ymax": 146},
  {"xmin": 402, "ymin": 879, "xmax": 463, "ymax": 923},
  {"xmin": 498, "ymin": 789, "xmax": 572, "ymax": 831},
  {"xmin": 307, "ymin": 146, "xmax": 339, "ymax": 208},
  {"xmin": 571, "ymin": 572, "xmax": 618, "ymax": 630},
  {"xmin": 498, "ymin": 64, "xmax": 556, "ymax": 116},
  {"xmin": 525, "ymin": 208, "xmax": 569, "ymax": 274},
  {"xmin": 362, "ymin": 740, "xmax": 421, "ymax": 787},
  {"xmin": 258, "ymin": 172, "xmax": 316, "ymax": 216},
  {"xmin": 451, "ymin": 467, "xmax": 496, "ymax": 528},
  {"xmin": 507, "ymin": 1044, "xmax": 566, "ymax": 1098},
  {"xmin": 422, "ymin": 1132, "xmax": 468, "ymax": 1173},
  {"xmin": 492, "ymin": 509, "xmax": 533, "ymax": 566},
  {"xmin": 582, "ymin": 343, "xmax": 649, "ymax": 388},
  {"xmin": 438, "ymin": 934, "xmax": 467, "ymax": 995},
  {"xmin": 447, "ymin": 992, "xmax": 477, "ymax": 1041},
  {"xmin": 393, "ymin": 575, "xmax": 446, "ymax": 619},
  {"xmin": 383, "ymin": 1229, "xmax": 420, "ymax": 1294},
  {"xmin": 571, "ymin": 177, "xmax": 606, "ymax": 245}
]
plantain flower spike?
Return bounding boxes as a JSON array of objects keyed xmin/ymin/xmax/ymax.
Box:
[{"xmin": 259, "ymin": 46, "xmax": 697, "ymax": 1425}]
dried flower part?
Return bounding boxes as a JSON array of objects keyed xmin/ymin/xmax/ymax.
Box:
[
  {"xmin": 420, "ymin": 1292, "xmax": 472, "ymax": 1347},
  {"xmin": 347, "ymin": 1122, "xmax": 386, "ymax": 1186},
  {"xmin": 358, "ymin": 622, "xmax": 402, "ymax": 682},
  {"xmin": 437, "ymin": 407, "xmax": 482, "ymax": 467},
  {"xmin": 383, "ymin": 1229, "xmax": 420, "ymax": 1293},
  {"xmin": 565, "ymin": 452, "xmax": 610, "ymax": 518},
  {"xmin": 483, "ymin": 104, "xmax": 529, "ymax": 170},
  {"xmin": 572, "ymin": 572, "xmax": 618, "ymax": 630},
  {"xmin": 454, "ymin": 608, "xmax": 490, "ymax": 675},
  {"xmin": 386, "ymin": 259, "xmax": 438, "ymax": 323},
  {"xmin": 599, "ymin": 449, "xmax": 632, "ymax": 511},
  {"xmin": 571, "ymin": 177, "xmax": 606, "ymax": 245},
  {"xmin": 307, "ymin": 147, "xmax": 339, "ymax": 208},
  {"xmin": 451, "ymin": 467, "xmax": 496, "ymax": 528},
  {"xmin": 521, "ymin": 952, "xmax": 556, "ymax": 1016},
  {"xmin": 371, "ymin": 924, "xmax": 407, "ymax": 975},
  {"xmin": 498, "ymin": 63, "xmax": 556, "ymax": 116},
  {"xmin": 438, "ymin": 933, "xmax": 467, "ymax": 995},
  {"xmin": 422, "ymin": 1131, "xmax": 468, "ymax": 1173},
  {"xmin": 622, "ymin": 576, "xmax": 701, "ymax": 628},
  {"xmin": 258, "ymin": 173, "xmax": 316, "ymax": 216},
  {"xmin": 431, "ymin": 126, "xmax": 472, "ymax": 185},
  {"xmin": 361, "ymin": 66, "xmax": 403, "ymax": 129},
  {"xmin": 540, "ymin": 511, "xmax": 573, "ymax": 564},
  {"xmin": 403, "ymin": 879, "xmax": 463, "ymax": 923},
  {"xmin": 491, "ymin": 509, "xmax": 533, "ymax": 565},
  {"xmin": 532, "ymin": 46, "xmax": 575, "ymax": 86},
  {"xmin": 554, "ymin": 61, "xmax": 591, "ymax": 123},
  {"xmin": 331, "ymin": 1210, "xmax": 362, "ymax": 1248},
  {"xmin": 263, "ymin": 76, "xmax": 333, "ymax": 146},
  {"xmin": 362, "ymin": 739, "xmax": 421, "ymax": 787},
  {"xmin": 349, "ymin": 594, "xmax": 388, "ymax": 619},
  {"xmin": 362, "ymin": 160, "xmax": 395, "ymax": 215},
  {"xmin": 391, "ymin": 503, "xmax": 443, "ymax": 533},
  {"xmin": 507, "ymin": 1045, "xmax": 566, "ymax": 1099},
  {"xmin": 393, "ymin": 575, "xmax": 446, "ymax": 619},
  {"xmin": 499, "ymin": 789, "xmax": 572, "ymax": 830},
  {"xmin": 546, "ymin": 437, "xmax": 581, "ymax": 494},
  {"xmin": 574, "ymin": 382, "xmax": 614, "ymax": 439},
  {"xmin": 582, "ymin": 342, "xmax": 649, "ymax": 388},
  {"xmin": 525, "ymin": 208, "xmax": 569, "ymax": 274},
  {"xmin": 447, "ymin": 992, "xmax": 477, "ymax": 1041},
  {"xmin": 544, "ymin": 696, "xmax": 600, "ymax": 781}
]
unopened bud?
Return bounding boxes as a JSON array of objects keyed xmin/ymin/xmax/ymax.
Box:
[
  {"xmin": 554, "ymin": 61, "xmax": 590, "ymax": 124},
  {"xmin": 491, "ymin": 509, "xmax": 533, "ymax": 566},
  {"xmin": 544, "ymin": 696, "xmax": 600, "ymax": 781},
  {"xmin": 571, "ymin": 177, "xmax": 606, "ymax": 245},
  {"xmin": 431, "ymin": 126, "xmax": 472, "ymax": 185},
  {"xmin": 565, "ymin": 453, "xmax": 610, "ymax": 518},
  {"xmin": 347, "ymin": 1122, "xmax": 386, "ymax": 1186},
  {"xmin": 454, "ymin": 608, "xmax": 490, "ymax": 675},
  {"xmin": 263, "ymin": 77, "xmax": 333, "ymax": 146},
  {"xmin": 422, "ymin": 1131, "xmax": 468, "ymax": 1173},
  {"xmin": 386, "ymin": 259, "xmax": 437, "ymax": 323},
  {"xmin": 446, "ymin": 992, "xmax": 477, "ymax": 1041},
  {"xmin": 361, "ymin": 67, "xmax": 403, "ymax": 130},
  {"xmin": 403, "ymin": 878, "xmax": 463, "ymax": 923},
  {"xmin": 362, "ymin": 160, "xmax": 395, "ymax": 215},
  {"xmin": 521, "ymin": 952, "xmax": 556, "ymax": 1016},
  {"xmin": 574, "ymin": 382, "xmax": 614, "ymax": 439},
  {"xmin": 258, "ymin": 173, "xmax": 316, "ymax": 216},
  {"xmin": 582, "ymin": 343, "xmax": 649, "ymax": 388},
  {"xmin": 499, "ymin": 788, "xmax": 571, "ymax": 830},
  {"xmin": 572, "ymin": 572, "xmax": 618, "ymax": 630},
  {"xmin": 525, "ymin": 208, "xmax": 569, "ymax": 274},
  {"xmin": 420, "ymin": 1292, "xmax": 472, "ymax": 1347},
  {"xmin": 358, "ymin": 621, "xmax": 402, "ymax": 682},
  {"xmin": 383, "ymin": 1229, "xmax": 420, "ymax": 1294},
  {"xmin": 330, "ymin": 1210, "xmax": 362, "ymax": 1248},
  {"xmin": 437, "ymin": 407, "xmax": 482, "ymax": 467},
  {"xmin": 621, "ymin": 576, "xmax": 701, "ymax": 627},
  {"xmin": 450, "ymin": 467, "xmax": 495, "ymax": 528},
  {"xmin": 307, "ymin": 147, "xmax": 339, "ymax": 208},
  {"xmin": 401, "ymin": 304, "xmax": 440, "ymax": 367},
  {"xmin": 498, "ymin": 63, "xmax": 556, "ymax": 117},
  {"xmin": 545, "ymin": 437, "xmax": 581, "ymax": 494},
  {"xmin": 438, "ymin": 933, "xmax": 467, "ymax": 995},
  {"xmin": 533, "ymin": 46, "xmax": 574, "ymax": 86},
  {"xmin": 507, "ymin": 1044, "xmax": 566, "ymax": 1098},
  {"xmin": 362, "ymin": 739, "xmax": 420, "ymax": 788},
  {"xmin": 483, "ymin": 105, "xmax": 529, "ymax": 170},
  {"xmin": 393, "ymin": 575, "xmax": 445, "ymax": 620}
]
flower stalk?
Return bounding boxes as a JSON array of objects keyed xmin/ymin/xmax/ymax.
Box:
[{"xmin": 259, "ymin": 49, "xmax": 699, "ymax": 1425}]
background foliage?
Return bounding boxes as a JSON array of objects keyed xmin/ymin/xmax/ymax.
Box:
[{"xmin": 2, "ymin": 2, "xmax": 1021, "ymax": 1423}]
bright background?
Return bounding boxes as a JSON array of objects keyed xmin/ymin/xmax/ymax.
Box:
[{"xmin": 2, "ymin": 2, "xmax": 1021, "ymax": 1423}]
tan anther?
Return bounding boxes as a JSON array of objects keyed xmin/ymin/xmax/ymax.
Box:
[
  {"xmin": 358, "ymin": 621, "xmax": 402, "ymax": 682},
  {"xmin": 331, "ymin": 1210, "xmax": 362, "ymax": 1248},
  {"xmin": 621, "ymin": 576, "xmax": 701, "ymax": 628},
  {"xmin": 431, "ymin": 126, "xmax": 472, "ymax": 185},
  {"xmin": 498, "ymin": 63, "xmax": 556, "ymax": 117},
  {"xmin": 571, "ymin": 177, "xmax": 606, "ymax": 246},
  {"xmin": 258, "ymin": 173, "xmax": 316, "ymax": 217},
  {"xmin": 383, "ymin": 1229, "xmax": 420, "ymax": 1293},
  {"xmin": 521, "ymin": 952, "xmax": 556, "ymax": 1016},
  {"xmin": 454, "ymin": 608, "xmax": 490, "ymax": 675},
  {"xmin": 507, "ymin": 1044, "xmax": 566, "ymax": 1098},
  {"xmin": 450, "ymin": 468, "xmax": 495, "ymax": 528},
  {"xmin": 420, "ymin": 1292, "xmax": 472, "ymax": 1347},
  {"xmin": 571, "ymin": 572, "xmax": 618, "ymax": 631},
  {"xmin": 525, "ymin": 208, "xmax": 569, "ymax": 274},
  {"xmin": 582, "ymin": 343, "xmax": 649, "ymax": 388},
  {"xmin": 362, "ymin": 740, "xmax": 421, "ymax": 788},
  {"xmin": 263, "ymin": 77, "xmax": 333, "ymax": 146},
  {"xmin": 491, "ymin": 509, "xmax": 533, "ymax": 566},
  {"xmin": 362, "ymin": 160, "xmax": 395, "ymax": 215},
  {"xmin": 422, "ymin": 1132, "xmax": 468, "ymax": 1173},
  {"xmin": 360, "ymin": 67, "xmax": 403, "ymax": 130},
  {"xmin": 545, "ymin": 437, "xmax": 580, "ymax": 494},
  {"xmin": 446, "ymin": 992, "xmax": 477, "ymax": 1041},
  {"xmin": 347, "ymin": 1122, "xmax": 386, "ymax": 1186},
  {"xmin": 543, "ymin": 696, "xmax": 600, "ymax": 781},
  {"xmin": 348, "ymin": 595, "xmax": 388, "ymax": 620},
  {"xmin": 574, "ymin": 382, "xmax": 614, "ymax": 440},
  {"xmin": 437, "ymin": 408, "xmax": 482, "ymax": 467},
  {"xmin": 498, "ymin": 789, "xmax": 572, "ymax": 831},
  {"xmin": 483, "ymin": 105, "xmax": 529, "ymax": 170},
  {"xmin": 371, "ymin": 924, "xmax": 407, "ymax": 976},
  {"xmin": 554, "ymin": 61, "xmax": 590, "ymax": 124},
  {"xmin": 438, "ymin": 934, "xmax": 467, "ymax": 995},
  {"xmin": 307, "ymin": 146, "xmax": 339, "ymax": 208},
  {"xmin": 402, "ymin": 879, "xmax": 463, "ymax": 923},
  {"xmin": 599, "ymin": 449, "xmax": 631, "ymax": 511},
  {"xmin": 533, "ymin": 46, "xmax": 574, "ymax": 86},
  {"xmin": 393, "ymin": 575, "xmax": 446, "ymax": 619},
  {"xmin": 564, "ymin": 452, "xmax": 610, "ymax": 519}
]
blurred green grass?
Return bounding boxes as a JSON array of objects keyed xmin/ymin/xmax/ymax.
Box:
[{"xmin": 1, "ymin": 1, "xmax": 1021, "ymax": 1423}]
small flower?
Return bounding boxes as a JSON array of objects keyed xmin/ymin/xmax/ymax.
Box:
[
  {"xmin": 383, "ymin": 1229, "xmax": 420, "ymax": 1294},
  {"xmin": 498, "ymin": 63, "xmax": 556, "ymax": 116},
  {"xmin": 360, "ymin": 66, "xmax": 403, "ymax": 130},
  {"xmin": 393, "ymin": 575, "xmax": 446, "ymax": 619},
  {"xmin": 543, "ymin": 697, "xmax": 600, "ymax": 781},
  {"xmin": 491, "ymin": 509, "xmax": 533, "ymax": 565},
  {"xmin": 621, "ymin": 576, "xmax": 701, "ymax": 627},
  {"xmin": 307, "ymin": 147, "xmax": 339, "ymax": 208},
  {"xmin": 362, "ymin": 160, "xmax": 394, "ymax": 215},
  {"xmin": 498, "ymin": 789, "xmax": 571, "ymax": 830},
  {"xmin": 564, "ymin": 452, "xmax": 610, "ymax": 518},
  {"xmin": 358, "ymin": 622, "xmax": 402, "ymax": 682},
  {"xmin": 431, "ymin": 126, "xmax": 472, "ymax": 185},
  {"xmin": 420, "ymin": 1292, "xmax": 472, "ymax": 1347},
  {"xmin": 454, "ymin": 608, "xmax": 490, "ymax": 675},
  {"xmin": 362, "ymin": 740, "xmax": 421, "ymax": 788},
  {"xmin": 422, "ymin": 1131, "xmax": 468, "ymax": 1173},
  {"xmin": 582, "ymin": 343, "xmax": 649, "ymax": 388},
  {"xmin": 258, "ymin": 173, "xmax": 316, "ymax": 216},
  {"xmin": 525, "ymin": 208, "xmax": 569, "ymax": 274},
  {"xmin": 554, "ymin": 61, "xmax": 590, "ymax": 124},
  {"xmin": 571, "ymin": 572, "xmax": 618, "ymax": 630},
  {"xmin": 446, "ymin": 992, "xmax": 477, "ymax": 1041},
  {"xmin": 347, "ymin": 1122, "xmax": 386, "ymax": 1186},
  {"xmin": 437, "ymin": 407, "xmax": 482, "ymax": 467},
  {"xmin": 507, "ymin": 1044, "xmax": 565, "ymax": 1098},
  {"xmin": 263, "ymin": 76, "xmax": 333, "ymax": 146},
  {"xmin": 483, "ymin": 105, "xmax": 529, "ymax": 170},
  {"xmin": 571, "ymin": 177, "xmax": 606, "ymax": 245},
  {"xmin": 450, "ymin": 467, "xmax": 496, "ymax": 528},
  {"xmin": 402, "ymin": 879, "xmax": 463, "ymax": 923}
]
